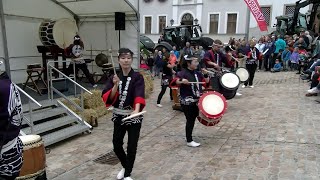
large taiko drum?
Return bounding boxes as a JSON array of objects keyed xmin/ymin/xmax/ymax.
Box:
[
  {"xmin": 235, "ymin": 67, "xmax": 249, "ymax": 83},
  {"xmin": 17, "ymin": 135, "xmax": 46, "ymax": 180},
  {"xmin": 197, "ymin": 91, "xmax": 227, "ymax": 126},
  {"xmin": 219, "ymin": 72, "xmax": 240, "ymax": 100},
  {"xmin": 39, "ymin": 18, "xmax": 78, "ymax": 48}
]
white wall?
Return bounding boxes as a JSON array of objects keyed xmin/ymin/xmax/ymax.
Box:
[{"xmin": 2, "ymin": 0, "xmax": 73, "ymax": 83}]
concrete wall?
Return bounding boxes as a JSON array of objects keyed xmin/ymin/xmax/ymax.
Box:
[{"xmin": 2, "ymin": 0, "xmax": 73, "ymax": 83}]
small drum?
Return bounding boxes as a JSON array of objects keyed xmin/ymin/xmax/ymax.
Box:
[
  {"xmin": 17, "ymin": 135, "xmax": 46, "ymax": 180},
  {"xmin": 219, "ymin": 72, "xmax": 240, "ymax": 100},
  {"xmin": 235, "ymin": 67, "xmax": 249, "ymax": 82},
  {"xmin": 197, "ymin": 91, "xmax": 227, "ymax": 127},
  {"xmin": 39, "ymin": 18, "xmax": 78, "ymax": 48}
]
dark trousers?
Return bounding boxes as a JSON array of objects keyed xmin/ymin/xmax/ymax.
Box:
[
  {"xmin": 182, "ymin": 104, "xmax": 199, "ymax": 142},
  {"xmin": 65, "ymin": 63, "xmax": 95, "ymax": 85},
  {"xmin": 271, "ymin": 53, "xmax": 278, "ymax": 70},
  {"xmin": 311, "ymin": 73, "xmax": 320, "ymax": 89},
  {"xmin": 244, "ymin": 64, "xmax": 257, "ymax": 86},
  {"xmin": 157, "ymin": 85, "xmax": 173, "ymax": 104},
  {"xmin": 264, "ymin": 55, "xmax": 271, "ymax": 71},
  {"xmin": 113, "ymin": 122, "xmax": 141, "ymax": 177},
  {"xmin": 258, "ymin": 60, "xmax": 263, "ymax": 70},
  {"xmin": 0, "ymin": 175, "xmax": 17, "ymax": 180}
]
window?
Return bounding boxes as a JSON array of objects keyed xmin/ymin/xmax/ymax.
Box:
[
  {"xmin": 227, "ymin": 13, "xmax": 237, "ymax": 34},
  {"xmin": 158, "ymin": 16, "xmax": 166, "ymax": 34},
  {"xmin": 209, "ymin": 14, "xmax": 219, "ymax": 34},
  {"xmin": 261, "ymin": 7, "xmax": 271, "ymax": 26},
  {"xmin": 145, "ymin": 17, "xmax": 151, "ymax": 34},
  {"xmin": 285, "ymin": 5, "xmax": 295, "ymax": 15}
]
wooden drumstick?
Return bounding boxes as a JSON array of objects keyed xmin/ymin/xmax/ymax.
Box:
[
  {"xmin": 188, "ymin": 82, "xmax": 206, "ymax": 84},
  {"xmin": 122, "ymin": 111, "xmax": 147, "ymax": 121},
  {"xmin": 109, "ymin": 48, "xmax": 117, "ymax": 75}
]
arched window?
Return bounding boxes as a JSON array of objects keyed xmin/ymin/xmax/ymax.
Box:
[{"xmin": 181, "ymin": 13, "xmax": 194, "ymax": 25}]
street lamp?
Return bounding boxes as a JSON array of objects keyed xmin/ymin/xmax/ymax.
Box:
[
  {"xmin": 194, "ymin": 18, "xmax": 199, "ymax": 25},
  {"xmin": 170, "ymin": 19, "xmax": 174, "ymax": 26}
]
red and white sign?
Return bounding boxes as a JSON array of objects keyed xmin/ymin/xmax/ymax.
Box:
[{"xmin": 244, "ymin": 0, "xmax": 268, "ymax": 32}]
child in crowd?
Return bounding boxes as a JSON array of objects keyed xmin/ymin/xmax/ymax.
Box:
[
  {"xmin": 271, "ymin": 59, "xmax": 282, "ymax": 72},
  {"xmin": 281, "ymin": 46, "xmax": 291, "ymax": 71},
  {"xmin": 290, "ymin": 47, "xmax": 300, "ymax": 71}
]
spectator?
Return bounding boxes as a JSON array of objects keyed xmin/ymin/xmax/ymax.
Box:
[
  {"xmin": 158, "ymin": 34, "xmax": 164, "ymax": 44},
  {"xmin": 183, "ymin": 42, "xmax": 193, "ymax": 55},
  {"xmin": 300, "ymin": 30, "xmax": 310, "ymax": 48},
  {"xmin": 294, "ymin": 38, "xmax": 307, "ymax": 49},
  {"xmin": 146, "ymin": 55, "xmax": 154, "ymax": 74},
  {"xmin": 172, "ymin": 46, "xmax": 180, "ymax": 59},
  {"xmin": 263, "ymin": 36, "xmax": 275, "ymax": 71},
  {"xmin": 155, "ymin": 51, "xmax": 163, "ymax": 78},
  {"xmin": 282, "ymin": 46, "xmax": 291, "ymax": 71},
  {"xmin": 290, "ymin": 47, "xmax": 300, "ymax": 70},
  {"xmin": 305, "ymin": 31, "xmax": 313, "ymax": 50},
  {"xmin": 271, "ymin": 59, "xmax": 282, "ymax": 72}
]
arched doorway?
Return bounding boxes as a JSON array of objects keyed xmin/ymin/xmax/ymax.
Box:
[{"xmin": 181, "ymin": 13, "xmax": 194, "ymax": 25}]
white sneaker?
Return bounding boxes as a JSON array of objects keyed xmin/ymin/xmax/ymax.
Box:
[
  {"xmin": 307, "ymin": 87, "xmax": 320, "ymax": 94},
  {"xmin": 249, "ymin": 86, "xmax": 254, "ymax": 88},
  {"xmin": 116, "ymin": 168, "xmax": 125, "ymax": 180},
  {"xmin": 124, "ymin": 177, "xmax": 133, "ymax": 180},
  {"xmin": 157, "ymin": 104, "xmax": 163, "ymax": 108},
  {"xmin": 93, "ymin": 84, "xmax": 98, "ymax": 88},
  {"xmin": 187, "ymin": 141, "xmax": 200, "ymax": 147},
  {"xmin": 242, "ymin": 85, "xmax": 246, "ymax": 88},
  {"xmin": 236, "ymin": 92, "xmax": 242, "ymax": 96}
]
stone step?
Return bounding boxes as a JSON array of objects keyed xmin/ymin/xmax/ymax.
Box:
[
  {"xmin": 22, "ymin": 116, "xmax": 78, "ymax": 135},
  {"xmin": 42, "ymin": 124, "xmax": 90, "ymax": 147}
]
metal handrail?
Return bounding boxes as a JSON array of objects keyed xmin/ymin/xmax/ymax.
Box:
[
  {"xmin": 14, "ymin": 83, "xmax": 42, "ymax": 135},
  {"xmin": 47, "ymin": 63, "xmax": 92, "ymax": 94},
  {"xmin": 14, "ymin": 84, "xmax": 42, "ymax": 107},
  {"xmin": 47, "ymin": 61, "xmax": 93, "ymax": 111}
]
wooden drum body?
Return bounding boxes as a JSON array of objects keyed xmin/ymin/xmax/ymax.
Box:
[
  {"xmin": 39, "ymin": 18, "xmax": 78, "ymax": 48},
  {"xmin": 17, "ymin": 135, "xmax": 46, "ymax": 180},
  {"xmin": 171, "ymin": 87, "xmax": 182, "ymax": 111}
]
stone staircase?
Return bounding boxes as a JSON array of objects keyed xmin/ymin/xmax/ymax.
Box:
[{"xmin": 21, "ymin": 99, "xmax": 91, "ymax": 147}]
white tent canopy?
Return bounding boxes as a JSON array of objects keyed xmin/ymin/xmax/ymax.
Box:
[
  {"xmin": 0, "ymin": 0, "xmax": 140, "ymax": 83},
  {"xmin": 55, "ymin": 0, "xmax": 138, "ymax": 17}
]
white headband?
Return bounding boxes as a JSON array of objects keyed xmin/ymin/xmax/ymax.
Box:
[{"xmin": 74, "ymin": 37, "xmax": 80, "ymax": 40}]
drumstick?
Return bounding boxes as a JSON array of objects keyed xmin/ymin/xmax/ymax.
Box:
[
  {"xmin": 231, "ymin": 56, "xmax": 240, "ymax": 63},
  {"xmin": 109, "ymin": 48, "xmax": 117, "ymax": 75},
  {"xmin": 122, "ymin": 111, "xmax": 147, "ymax": 121},
  {"xmin": 188, "ymin": 82, "xmax": 206, "ymax": 84}
]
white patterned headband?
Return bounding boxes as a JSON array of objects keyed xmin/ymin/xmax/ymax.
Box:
[{"xmin": 74, "ymin": 37, "xmax": 80, "ymax": 40}]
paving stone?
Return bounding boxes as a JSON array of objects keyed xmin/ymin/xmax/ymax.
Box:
[{"xmin": 45, "ymin": 72, "xmax": 320, "ymax": 180}]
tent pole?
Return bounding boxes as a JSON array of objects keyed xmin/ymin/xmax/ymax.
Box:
[
  {"xmin": 119, "ymin": 30, "xmax": 121, "ymax": 49},
  {"xmin": 0, "ymin": 0, "xmax": 10, "ymax": 78}
]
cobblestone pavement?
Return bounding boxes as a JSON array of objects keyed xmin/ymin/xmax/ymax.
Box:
[{"xmin": 46, "ymin": 71, "xmax": 320, "ymax": 180}]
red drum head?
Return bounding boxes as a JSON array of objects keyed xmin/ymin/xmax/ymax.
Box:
[{"xmin": 198, "ymin": 91, "xmax": 227, "ymax": 119}]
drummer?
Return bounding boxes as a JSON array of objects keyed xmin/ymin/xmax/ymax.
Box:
[
  {"xmin": 170, "ymin": 55, "xmax": 210, "ymax": 147},
  {"xmin": 64, "ymin": 35, "xmax": 97, "ymax": 88},
  {"xmin": 203, "ymin": 40, "xmax": 237, "ymax": 93},
  {"xmin": 0, "ymin": 60, "xmax": 24, "ymax": 180},
  {"xmin": 102, "ymin": 48, "xmax": 146, "ymax": 180}
]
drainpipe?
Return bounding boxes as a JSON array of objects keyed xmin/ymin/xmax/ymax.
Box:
[{"xmin": 0, "ymin": 0, "xmax": 10, "ymax": 77}]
